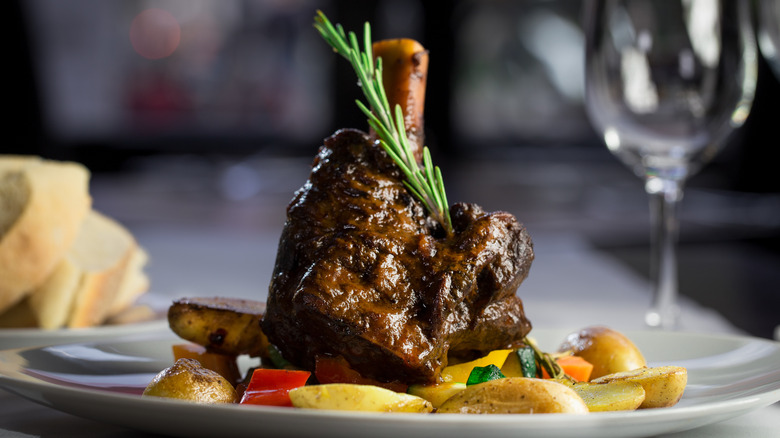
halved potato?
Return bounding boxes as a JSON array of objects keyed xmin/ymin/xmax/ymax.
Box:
[
  {"xmin": 167, "ymin": 297, "xmax": 270, "ymax": 357},
  {"xmin": 568, "ymin": 380, "xmax": 646, "ymax": 412},
  {"xmin": 142, "ymin": 358, "xmax": 237, "ymax": 404},
  {"xmin": 437, "ymin": 378, "xmax": 588, "ymax": 414},
  {"xmin": 590, "ymin": 366, "xmax": 687, "ymax": 408},
  {"xmin": 289, "ymin": 383, "xmax": 433, "ymax": 413}
]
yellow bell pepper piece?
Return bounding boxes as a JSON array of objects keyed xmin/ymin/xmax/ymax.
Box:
[
  {"xmin": 440, "ymin": 349, "xmax": 512, "ymax": 383},
  {"xmin": 500, "ymin": 350, "xmax": 524, "ymax": 378}
]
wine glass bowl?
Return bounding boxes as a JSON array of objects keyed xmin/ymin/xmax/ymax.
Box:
[
  {"xmin": 584, "ymin": 0, "xmax": 757, "ymax": 328},
  {"xmin": 757, "ymin": 0, "xmax": 780, "ymax": 79}
]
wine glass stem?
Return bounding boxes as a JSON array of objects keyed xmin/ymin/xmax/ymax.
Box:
[{"xmin": 645, "ymin": 178, "xmax": 682, "ymax": 329}]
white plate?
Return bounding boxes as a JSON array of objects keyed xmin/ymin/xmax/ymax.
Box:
[
  {"xmin": 0, "ymin": 293, "xmax": 170, "ymax": 350},
  {"xmin": 0, "ymin": 329, "xmax": 779, "ymax": 438},
  {"xmin": 0, "ymin": 318, "xmax": 169, "ymax": 350}
]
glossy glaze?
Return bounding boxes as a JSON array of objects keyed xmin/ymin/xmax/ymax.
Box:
[{"xmin": 264, "ymin": 129, "xmax": 534, "ymax": 384}]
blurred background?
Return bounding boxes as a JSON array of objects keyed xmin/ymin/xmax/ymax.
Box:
[{"xmin": 6, "ymin": 0, "xmax": 780, "ymax": 338}]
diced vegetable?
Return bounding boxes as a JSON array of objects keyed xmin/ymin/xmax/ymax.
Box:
[
  {"xmin": 541, "ymin": 355, "xmax": 594, "ymax": 382},
  {"xmin": 466, "ymin": 364, "xmax": 505, "ymax": 386},
  {"xmin": 239, "ymin": 368, "xmax": 311, "ymax": 407},
  {"xmin": 407, "ymin": 382, "xmax": 467, "ymax": 408},
  {"xmin": 172, "ymin": 343, "xmax": 241, "ymax": 385},
  {"xmin": 500, "ymin": 347, "xmax": 538, "ymax": 379},
  {"xmin": 437, "ymin": 377, "xmax": 589, "ymax": 414},
  {"xmin": 590, "ymin": 366, "xmax": 687, "ymax": 409},
  {"xmin": 517, "ymin": 346, "xmax": 537, "ymax": 378},
  {"xmin": 289, "ymin": 383, "xmax": 433, "ymax": 413},
  {"xmin": 440, "ymin": 349, "xmax": 512, "ymax": 383}
]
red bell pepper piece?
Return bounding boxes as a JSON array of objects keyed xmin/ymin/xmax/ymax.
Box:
[{"xmin": 239, "ymin": 368, "xmax": 311, "ymax": 407}]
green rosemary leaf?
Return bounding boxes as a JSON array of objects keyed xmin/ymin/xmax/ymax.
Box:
[
  {"xmin": 314, "ymin": 11, "xmax": 453, "ymax": 235},
  {"xmin": 363, "ymin": 22, "xmax": 374, "ymax": 74},
  {"xmin": 394, "ymin": 106, "xmax": 419, "ymax": 173},
  {"xmin": 404, "ymin": 182, "xmax": 432, "ymax": 212},
  {"xmin": 435, "ymin": 166, "xmax": 450, "ymax": 224},
  {"xmin": 423, "ymin": 149, "xmax": 436, "ymax": 202}
]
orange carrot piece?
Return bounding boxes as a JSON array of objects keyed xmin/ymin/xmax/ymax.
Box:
[{"xmin": 542, "ymin": 356, "xmax": 594, "ymax": 382}]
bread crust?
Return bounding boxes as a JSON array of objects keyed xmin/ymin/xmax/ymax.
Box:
[
  {"xmin": 0, "ymin": 157, "xmax": 91, "ymax": 313},
  {"xmin": 26, "ymin": 211, "xmax": 148, "ymax": 329}
]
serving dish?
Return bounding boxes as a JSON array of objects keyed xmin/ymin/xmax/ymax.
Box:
[
  {"xmin": 0, "ymin": 329, "xmax": 778, "ymax": 438},
  {"xmin": 0, "ymin": 293, "xmax": 169, "ymax": 350},
  {"xmin": 0, "ymin": 318, "xmax": 169, "ymax": 350}
]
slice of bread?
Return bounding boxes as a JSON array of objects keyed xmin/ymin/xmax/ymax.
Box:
[
  {"xmin": 24, "ymin": 253, "xmax": 81, "ymax": 329},
  {"xmin": 0, "ymin": 156, "xmax": 91, "ymax": 313},
  {"xmin": 107, "ymin": 246, "xmax": 150, "ymax": 318},
  {"xmin": 66, "ymin": 210, "xmax": 137, "ymax": 328},
  {"xmin": 27, "ymin": 209, "xmax": 149, "ymax": 329}
]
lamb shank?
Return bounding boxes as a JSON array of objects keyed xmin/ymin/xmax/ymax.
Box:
[{"xmin": 262, "ymin": 39, "xmax": 534, "ymax": 385}]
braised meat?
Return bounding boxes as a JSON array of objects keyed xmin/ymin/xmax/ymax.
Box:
[{"xmin": 262, "ymin": 129, "xmax": 534, "ymax": 385}]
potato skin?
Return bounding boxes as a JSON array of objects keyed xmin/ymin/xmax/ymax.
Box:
[
  {"xmin": 591, "ymin": 366, "xmax": 687, "ymax": 409},
  {"xmin": 437, "ymin": 378, "xmax": 589, "ymax": 414},
  {"xmin": 168, "ymin": 297, "xmax": 270, "ymax": 357},
  {"xmin": 143, "ymin": 358, "xmax": 238, "ymax": 404},
  {"xmin": 568, "ymin": 380, "xmax": 646, "ymax": 412},
  {"xmin": 289, "ymin": 383, "xmax": 433, "ymax": 413},
  {"xmin": 559, "ymin": 326, "xmax": 646, "ymax": 379}
]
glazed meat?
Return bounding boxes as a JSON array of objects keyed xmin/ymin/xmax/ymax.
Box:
[{"xmin": 262, "ymin": 128, "xmax": 534, "ymax": 385}]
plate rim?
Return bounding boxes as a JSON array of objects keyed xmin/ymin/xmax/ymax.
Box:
[{"xmin": 1, "ymin": 329, "xmax": 779, "ymax": 438}]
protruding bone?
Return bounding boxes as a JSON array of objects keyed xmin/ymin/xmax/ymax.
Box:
[{"xmin": 372, "ymin": 39, "xmax": 429, "ymax": 162}]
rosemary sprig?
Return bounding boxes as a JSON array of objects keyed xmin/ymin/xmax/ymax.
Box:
[
  {"xmin": 523, "ymin": 336, "xmax": 575, "ymax": 382},
  {"xmin": 313, "ymin": 11, "xmax": 453, "ymax": 235}
]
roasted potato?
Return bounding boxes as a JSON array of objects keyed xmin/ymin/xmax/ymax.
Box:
[
  {"xmin": 590, "ymin": 366, "xmax": 687, "ymax": 408},
  {"xmin": 437, "ymin": 378, "xmax": 588, "ymax": 414},
  {"xmin": 143, "ymin": 358, "xmax": 238, "ymax": 404},
  {"xmin": 168, "ymin": 297, "xmax": 270, "ymax": 357},
  {"xmin": 559, "ymin": 326, "xmax": 646, "ymax": 379},
  {"xmin": 289, "ymin": 383, "xmax": 433, "ymax": 413},
  {"xmin": 407, "ymin": 382, "xmax": 467, "ymax": 408},
  {"xmin": 567, "ymin": 380, "xmax": 646, "ymax": 412}
]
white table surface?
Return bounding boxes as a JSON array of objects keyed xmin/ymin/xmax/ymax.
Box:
[{"xmin": 1, "ymin": 225, "xmax": 778, "ymax": 437}]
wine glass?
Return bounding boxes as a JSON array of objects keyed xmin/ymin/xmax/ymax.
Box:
[
  {"xmin": 757, "ymin": 0, "xmax": 780, "ymax": 79},
  {"xmin": 583, "ymin": 0, "xmax": 758, "ymax": 329}
]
